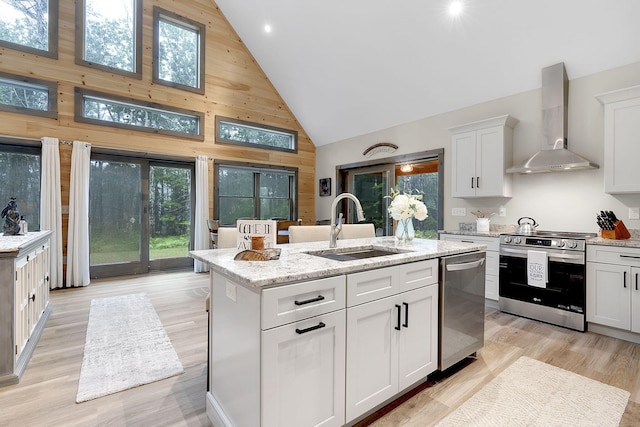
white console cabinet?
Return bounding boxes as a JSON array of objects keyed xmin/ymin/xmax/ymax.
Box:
[{"xmin": 1, "ymin": 231, "xmax": 52, "ymax": 387}]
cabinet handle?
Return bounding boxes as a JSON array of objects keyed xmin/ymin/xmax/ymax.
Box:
[
  {"xmin": 295, "ymin": 322, "xmax": 326, "ymax": 335},
  {"xmin": 46, "ymin": 276, "xmax": 50, "ymax": 282},
  {"xmin": 624, "ymin": 271, "xmax": 627, "ymax": 288},
  {"xmin": 395, "ymin": 304, "xmax": 402, "ymax": 331},
  {"xmin": 471, "ymin": 177, "xmax": 475, "ymax": 188},
  {"xmin": 294, "ymin": 295, "xmax": 325, "ymax": 306},
  {"xmin": 30, "ymin": 294, "xmax": 36, "ymax": 302},
  {"xmin": 636, "ymin": 273, "xmax": 638, "ymax": 291},
  {"xmin": 476, "ymin": 176, "xmax": 480, "ymax": 188},
  {"xmin": 402, "ymin": 302, "xmax": 409, "ymax": 328}
]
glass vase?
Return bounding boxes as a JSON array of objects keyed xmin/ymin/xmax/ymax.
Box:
[{"xmin": 395, "ymin": 217, "xmax": 415, "ymax": 244}]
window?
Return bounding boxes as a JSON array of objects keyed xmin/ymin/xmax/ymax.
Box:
[
  {"xmin": 76, "ymin": 0, "xmax": 142, "ymax": 77},
  {"xmin": 215, "ymin": 163, "xmax": 297, "ymax": 226},
  {"xmin": 0, "ymin": 143, "xmax": 41, "ymax": 230},
  {"xmin": 215, "ymin": 116, "xmax": 298, "ymax": 153},
  {"xmin": 0, "ymin": 71, "xmax": 57, "ymax": 118},
  {"xmin": 75, "ymin": 88, "xmax": 204, "ymax": 140},
  {"xmin": 153, "ymin": 7, "xmax": 205, "ymax": 93},
  {"xmin": 0, "ymin": 0, "xmax": 58, "ymax": 58}
]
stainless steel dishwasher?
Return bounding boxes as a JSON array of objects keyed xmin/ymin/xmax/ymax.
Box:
[{"xmin": 439, "ymin": 251, "xmax": 486, "ymax": 371}]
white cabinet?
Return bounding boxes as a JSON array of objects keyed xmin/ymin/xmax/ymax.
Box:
[
  {"xmin": 1, "ymin": 232, "xmax": 52, "ymax": 387},
  {"xmin": 450, "ymin": 115, "xmax": 518, "ymax": 198},
  {"xmin": 586, "ymin": 245, "xmax": 640, "ymax": 334},
  {"xmin": 596, "ymin": 85, "xmax": 640, "ymax": 193},
  {"xmin": 440, "ymin": 234, "xmax": 498, "ymax": 301},
  {"xmin": 345, "ymin": 260, "xmax": 438, "ymax": 422}
]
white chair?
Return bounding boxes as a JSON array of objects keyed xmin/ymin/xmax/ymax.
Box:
[
  {"xmin": 340, "ymin": 223, "xmax": 376, "ymax": 239},
  {"xmin": 217, "ymin": 227, "xmax": 238, "ymax": 249},
  {"xmin": 288, "ymin": 225, "xmax": 331, "ymax": 243}
]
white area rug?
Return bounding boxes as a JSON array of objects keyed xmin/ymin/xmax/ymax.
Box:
[
  {"xmin": 76, "ymin": 293, "xmax": 184, "ymax": 403},
  {"xmin": 436, "ymin": 356, "xmax": 630, "ymax": 427}
]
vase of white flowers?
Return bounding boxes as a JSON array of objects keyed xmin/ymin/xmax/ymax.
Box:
[{"xmin": 386, "ymin": 189, "xmax": 428, "ymax": 244}]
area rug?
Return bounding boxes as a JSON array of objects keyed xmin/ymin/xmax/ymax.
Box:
[
  {"xmin": 435, "ymin": 356, "xmax": 629, "ymax": 427},
  {"xmin": 76, "ymin": 293, "xmax": 184, "ymax": 403}
]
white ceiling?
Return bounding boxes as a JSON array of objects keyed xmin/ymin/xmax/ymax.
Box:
[{"xmin": 213, "ymin": 0, "xmax": 640, "ymax": 147}]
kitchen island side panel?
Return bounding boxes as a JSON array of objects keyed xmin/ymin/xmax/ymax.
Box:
[{"xmin": 210, "ymin": 271, "xmax": 261, "ymax": 427}]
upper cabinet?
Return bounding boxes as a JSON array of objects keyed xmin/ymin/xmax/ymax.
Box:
[
  {"xmin": 449, "ymin": 115, "xmax": 518, "ymax": 198},
  {"xmin": 596, "ymin": 85, "xmax": 640, "ymax": 194}
]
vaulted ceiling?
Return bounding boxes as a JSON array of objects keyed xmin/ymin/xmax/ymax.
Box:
[{"xmin": 214, "ymin": 0, "xmax": 640, "ymax": 146}]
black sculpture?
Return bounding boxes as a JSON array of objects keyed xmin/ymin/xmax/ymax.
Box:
[{"xmin": 1, "ymin": 198, "xmax": 21, "ymax": 236}]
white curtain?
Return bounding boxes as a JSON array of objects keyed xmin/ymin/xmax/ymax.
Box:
[
  {"xmin": 193, "ymin": 155, "xmax": 210, "ymax": 273},
  {"xmin": 40, "ymin": 137, "xmax": 64, "ymax": 289},
  {"xmin": 66, "ymin": 141, "xmax": 92, "ymax": 286}
]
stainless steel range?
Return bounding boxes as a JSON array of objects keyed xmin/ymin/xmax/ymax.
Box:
[{"xmin": 498, "ymin": 230, "xmax": 597, "ymax": 331}]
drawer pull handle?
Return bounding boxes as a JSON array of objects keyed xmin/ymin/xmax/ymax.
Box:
[
  {"xmin": 395, "ymin": 304, "xmax": 402, "ymax": 331},
  {"xmin": 402, "ymin": 302, "xmax": 409, "ymax": 328},
  {"xmin": 620, "ymin": 255, "xmax": 640, "ymax": 260},
  {"xmin": 295, "ymin": 322, "xmax": 325, "ymax": 335},
  {"xmin": 294, "ymin": 295, "xmax": 325, "ymax": 306}
]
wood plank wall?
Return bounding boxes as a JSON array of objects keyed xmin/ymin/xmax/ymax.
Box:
[{"xmin": 0, "ymin": 0, "xmax": 316, "ymax": 261}]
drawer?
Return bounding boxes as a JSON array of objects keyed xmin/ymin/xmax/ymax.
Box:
[
  {"xmin": 440, "ymin": 234, "xmax": 499, "ymax": 251},
  {"xmin": 399, "ymin": 259, "xmax": 438, "ymax": 292},
  {"xmin": 262, "ymin": 275, "xmax": 346, "ymax": 329},
  {"xmin": 347, "ymin": 265, "xmax": 399, "ymax": 307},
  {"xmin": 587, "ymin": 245, "xmax": 640, "ymax": 267}
]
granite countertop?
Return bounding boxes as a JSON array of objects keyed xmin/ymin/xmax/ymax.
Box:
[
  {"xmin": 190, "ymin": 237, "xmax": 486, "ymax": 289},
  {"xmin": 0, "ymin": 231, "xmax": 53, "ymax": 254},
  {"xmin": 587, "ymin": 229, "xmax": 640, "ymax": 248}
]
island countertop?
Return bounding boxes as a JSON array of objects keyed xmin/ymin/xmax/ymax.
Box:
[{"xmin": 190, "ymin": 237, "xmax": 485, "ymax": 289}]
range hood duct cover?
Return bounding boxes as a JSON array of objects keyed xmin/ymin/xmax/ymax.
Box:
[{"xmin": 506, "ymin": 63, "xmax": 599, "ymax": 174}]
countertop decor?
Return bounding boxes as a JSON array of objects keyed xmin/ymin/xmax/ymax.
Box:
[{"xmin": 386, "ymin": 188, "xmax": 428, "ymax": 243}]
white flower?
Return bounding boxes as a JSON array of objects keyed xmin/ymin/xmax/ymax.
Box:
[{"xmin": 387, "ymin": 190, "xmax": 428, "ymax": 221}]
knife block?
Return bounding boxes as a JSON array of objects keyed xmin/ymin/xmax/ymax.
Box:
[{"xmin": 601, "ymin": 220, "xmax": 631, "ymax": 239}]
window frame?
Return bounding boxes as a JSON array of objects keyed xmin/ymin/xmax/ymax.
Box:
[
  {"xmin": 74, "ymin": 87, "xmax": 205, "ymax": 140},
  {"xmin": 75, "ymin": 0, "xmax": 143, "ymax": 79},
  {"xmin": 0, "ymin": 0, "xmax": 59, "ymax": 59},
  {"xmin": 0, "ymin": 71, "xmax": 58, "ymax": 119},
  {"xmin": 152, "ymin": 6, "xmax": 206, "ymax": 94},
  {"xmin": 215, "ymin": 116, "xmax": 298, "ymax": 153},
  {"xmin": 214, "ymin": 161, "xmax": 298, "ymax": 226}
]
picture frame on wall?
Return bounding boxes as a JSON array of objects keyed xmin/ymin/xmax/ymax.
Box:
[{"xmin": 319, "ymin": 178, "xmax": 331, "ymax": 196}]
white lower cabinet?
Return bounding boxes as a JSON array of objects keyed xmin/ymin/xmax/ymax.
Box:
[
  {"xmin": 587, "ymin": 245, "xmax": 640, "ymax": 334},
  {"xmin": 262, "ymin": 310, "xmax": 345, "ymax": 427}
]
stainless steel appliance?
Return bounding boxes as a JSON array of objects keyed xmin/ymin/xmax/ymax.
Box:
[
  {"xmin": 439, "ymin": 251, "xmax": 486, "ymax": 371},
  {"xmin": 499, "ymin": 231, "xmax": 597, "ymax": 331}
]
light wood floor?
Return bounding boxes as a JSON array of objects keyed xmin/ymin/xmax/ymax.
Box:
[{"xmin": 1, "ymin": 271, "xmax": 640, "ymax": 426}]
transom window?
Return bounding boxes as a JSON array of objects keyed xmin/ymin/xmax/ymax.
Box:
[
  {"xmin": 76, "ymin": 0, "xmax": 142, "ymax": 77},
  {"xmin": 215, "ymin": 163, "xmax": 297, "ymax": 226},
  {"xmin": 75, "ymin": 88, "xmax": 204, "ymax": 140},
  {"xmin": 0, "ymin": 0, "xmax": 58, "ymax": 58},
  {"xmin": 153, "ymin": 7, "xmax": 205, "ymax": 93},
  {"xmin": 215, "ymin": 116, "xmax": 298, "ymax": 153},
  {"xmin": 0, "ymin": 71, "xmax": 57, "ymax": 118}
]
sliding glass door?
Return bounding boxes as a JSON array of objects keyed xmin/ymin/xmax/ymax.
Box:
[
  {"xmin": 346, "ymin": 165, "xmax": 393, "ymax": 236},
  {"xmin": 89, "ymin": 154, "xmax": 194, "ymax": 278}
]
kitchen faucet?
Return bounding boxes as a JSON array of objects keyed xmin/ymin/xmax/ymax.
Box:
[{"xmin": 329, "ymin": 193, "xmax": 365, "ymax": 248}]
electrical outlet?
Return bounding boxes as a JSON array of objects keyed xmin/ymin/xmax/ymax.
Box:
[
  {"xmin": 629, "ymin": 207, "xmax": 640, "ymax": 220},
  {"xmin": 452, "ymin": 208, "xmax": 466, "ymax": 217},
  {"xmin": 499, "ymin": 206, "xmax": 506, "ymax": 217},
  {"xmin": 226, "ymin": 282, "xmax": 237, "ymax": 302}
]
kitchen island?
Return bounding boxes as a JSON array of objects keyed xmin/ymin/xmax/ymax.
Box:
[{"xmin": 190, "ymin": 237, "xmax": 485, "ymax": 427}]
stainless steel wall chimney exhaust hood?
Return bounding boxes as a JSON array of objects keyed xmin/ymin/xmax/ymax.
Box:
[{"xmin": 506, "ymin": 63, "xmax": 599, "ymax": 174}]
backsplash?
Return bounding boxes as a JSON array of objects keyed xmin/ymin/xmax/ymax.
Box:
[{"xmin": 459, "ymin": 222, "xmax": 517, "ymax": 233}]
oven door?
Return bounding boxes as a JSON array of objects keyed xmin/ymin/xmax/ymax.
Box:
[{"xmin": 499, "ymin": 246, "xmax": 586, "ymax": 314}]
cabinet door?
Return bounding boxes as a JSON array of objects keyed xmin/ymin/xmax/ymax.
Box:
[
  {"xmin": 262, "ymin": 310, "xmax": 346, "ymax": 427},
  {"xmin": 632, "ymin": 267, "xmax": 640, "ymax": 333},
  {"xmin": 397, "ymin": 285, "xmax": 438, "ymax": 390},
  {"xmin": 475, "ymin": 126, "xmax": 506, "ymax": 197},
  {"xmin": 346, "ymin": 296, "xmax": 399, "ymax": 422},
  {"xmin": 14, "ymin": 255, "xmax": 30, "ymax": 358},
  {"xmin": 586, "ymin": 262, "xmax": 630, "ymax": 329},
  {"xmin": 451, "ymin": 131, "xmax": 477, "ymax": 198},
  {"xmin": 602, "ymin": 96, "xmax": 640, "ymax": 193}
]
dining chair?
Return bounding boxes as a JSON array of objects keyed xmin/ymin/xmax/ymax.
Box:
[
  {"xmin": 288, "ymin": 225, "xmax": 331, "ymax": 243},
  {"xmin": 340, "ymin": 223, "xmax": 376, "ymax": 239}
]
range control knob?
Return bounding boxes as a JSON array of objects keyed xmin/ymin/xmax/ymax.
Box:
[
  {"xmin": 503, "ymin": 236, "xmax": 512, "ymax": 244},
  {"xmin": 556, "ymin": 240, "xmax": 565, "ymax": 248},
  {"xmin": 514, "ymin": 237, "xmax": 522, "ymax": 244},
  {"xmin": 567, "ymin": 240, "xmax": 578, "ymax": 249}
]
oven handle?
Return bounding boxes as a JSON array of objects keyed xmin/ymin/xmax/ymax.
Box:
[
  {"xmin": 446, "ymin": 258, "xmax": 485, "ymax": 271},
  {"xmin": 499, "ymin": 247, "xmax": 584, "ymax": 263}
]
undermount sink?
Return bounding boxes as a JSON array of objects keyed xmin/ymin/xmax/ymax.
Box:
[{"xmin": 305, "ymin": 246, "xmax": 411, "ymax": 262}]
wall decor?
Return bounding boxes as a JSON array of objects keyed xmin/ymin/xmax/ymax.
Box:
[
  {"xmin": 362, "ymin": 142, "xmax": 398, "ymax": 158},
  {"xmin": 319, "ymin": 178, "xmax": 331, "ymax": 196}
]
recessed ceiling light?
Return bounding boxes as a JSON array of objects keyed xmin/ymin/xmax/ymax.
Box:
[
  {"xmin": 264, "ymin": 24, "xmax": 272, "ymax": 33},
  {"xmin": 449, "ymin": 1, "xmax": 463, "ymax": 17}
]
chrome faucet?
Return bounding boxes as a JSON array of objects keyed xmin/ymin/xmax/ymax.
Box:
[{"xmin": 329, "ymin": 193, "xmax": 365, "ymax": 248}]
